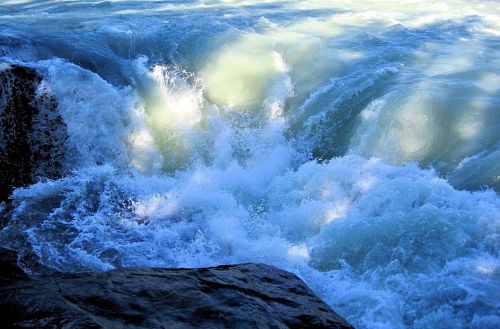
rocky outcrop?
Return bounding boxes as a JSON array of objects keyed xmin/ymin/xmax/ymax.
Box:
[
  {"xmin": 0, "ymin": 248, "xmax": 354, "ymax": 329},
  {"xmin": 0, "ymin": 63, "xmax": 67, "ymax": 202}
]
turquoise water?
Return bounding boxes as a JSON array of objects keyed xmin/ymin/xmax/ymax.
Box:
[{"xmin": 1, "ymin": 1, "xmax": 499, "ymax": 327}]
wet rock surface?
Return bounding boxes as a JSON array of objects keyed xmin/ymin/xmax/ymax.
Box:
[
  {"xmin": 0, "ymin": 248, "xmax": 354, "ymax": 329},
  {"xmin": 0, "ymin": 63, "xmax": 67, "ymax": 203}
]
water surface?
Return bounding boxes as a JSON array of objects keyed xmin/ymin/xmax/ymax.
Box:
[{"xmin": 1, "ymin": 1, "xmax": 499, "ymax": 328}]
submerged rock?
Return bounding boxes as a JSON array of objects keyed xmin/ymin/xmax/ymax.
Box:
[
  {"xmin": 0, "ymin": 248, "xmax": 354, "ymax": 329},
  {"xmin": 0, "ymin": 63, "xmax": 67, "ymax": 203}
]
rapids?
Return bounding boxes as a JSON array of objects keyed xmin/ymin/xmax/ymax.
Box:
[{"xmin": 0, "ymin": 1, "xmax": 499, "ymax": 328}]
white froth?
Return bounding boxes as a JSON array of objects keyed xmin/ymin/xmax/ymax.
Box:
[{"xmin": 0, "ymin": 1, "xmax": 499, "ymax": 328}]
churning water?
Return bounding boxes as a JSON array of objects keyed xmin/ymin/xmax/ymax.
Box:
[{"xmin": 1, "ymin": 1, "xmax": 499, "ymax": 327}]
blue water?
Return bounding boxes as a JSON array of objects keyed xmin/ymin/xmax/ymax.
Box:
[{"xmin": 1, "ymin": 1, "xmax": 499, "ymax": 328}]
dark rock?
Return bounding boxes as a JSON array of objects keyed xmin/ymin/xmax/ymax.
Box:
[
  {"xmin": 0, "ymin": 248, "xmax": 354, "ymax": 328},
  {"xmin": 0, "ymin": 63, "xmax": 67, "ymax": 203}
]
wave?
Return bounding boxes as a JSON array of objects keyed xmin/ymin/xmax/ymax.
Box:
[{"xmin": 1, "ymin": 0, "xmax": 499, "ymax": 327}]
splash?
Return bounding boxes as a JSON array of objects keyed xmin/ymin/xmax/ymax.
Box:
[{"xmin": 0, "ymin": 1, "xmax": 499, "ymax": 328}]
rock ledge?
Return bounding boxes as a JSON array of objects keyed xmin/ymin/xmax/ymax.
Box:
[{"xmin": 0, "ymin": 248, "xmax": 354, "ymax": 329}]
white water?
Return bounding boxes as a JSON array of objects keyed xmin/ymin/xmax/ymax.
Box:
[{"xmin": 1, "ymin": 1, "xmax": 499, "ymax": 328}]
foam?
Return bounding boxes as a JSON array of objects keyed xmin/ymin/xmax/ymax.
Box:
[
  {"xmin": 3, "ymin": 155, "xmax": 499, "ymax": 328},
  {"xmin": 1, "ymin": 1, "xmax": 499, "ymax": 328}
]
